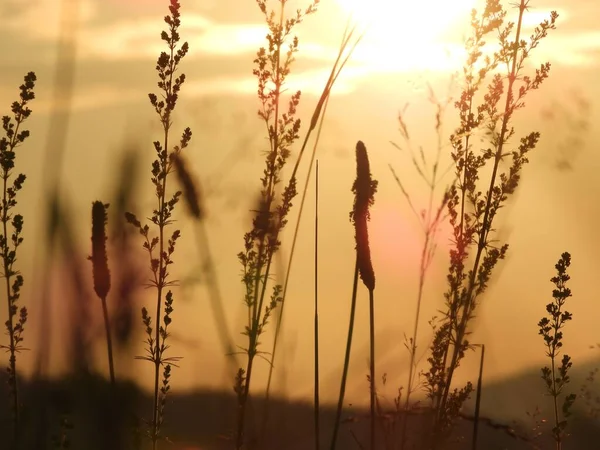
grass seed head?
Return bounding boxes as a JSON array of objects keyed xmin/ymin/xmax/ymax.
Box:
[
  {"xmin": 350, "ymin": 140, "xmax": 378, "ymax": 291},
  {"xmin": 91, "ymin": 201, "xmax": 111, "ymax": 299},
  {"xmin": 172, "ymin": 152, "xmax": 203, "ymax": 220}
]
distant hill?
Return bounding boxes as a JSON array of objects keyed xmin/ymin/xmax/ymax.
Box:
[{"xmin": 1, "ymin": 361, "xmax": 599, "ymax": 450}]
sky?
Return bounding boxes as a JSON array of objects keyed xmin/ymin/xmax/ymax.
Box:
[{"xmin": 0, "ymin": 0, "xmax": 599, "ymax": 411}]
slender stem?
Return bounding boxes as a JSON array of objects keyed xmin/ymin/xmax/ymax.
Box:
[
  {"xmin": 330, "ymin": 258, "xmax": 359, "ymax": 450},
  {"xmin": 239, "ymin": 5, "xmax": 287, "ymax": 445},
  {"xmin": 152, "ymin": 150, "xmax": 168, "ymax": 450},
  {"xmin": 314, "ymin": 160, "xmax": 320, "ymax": 450},
  {"xmin": 369, "ymin": 288, "xmax": 375, "ymax": 450},
  {"xmin": 550, "ymin": 333, "xmax": 561, "ymax": 449},
  {"xmin": 3, "ymin": 165, "xmax": 18, "ymax": 446},
  {"xmin": 471, "ymin": 345, "xmax": 485, "ymax": 450},
  {"xmin": 551, "ymin": 352, "xmax": 561, "ymax": 450},
  {"xmin": 100, "ymin": 295, "xmax": 116, "ymax": 386},
  {"xmin": 152, "ymin": 45, "xmax": 174, "ymax": 446},
  {"xmin": 236, "ymin": 350, "xmax": 256, "ymax": 450}
]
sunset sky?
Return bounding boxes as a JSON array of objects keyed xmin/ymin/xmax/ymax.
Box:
[{"xmin": 1, "ymin": 0, "xmax": 599, "ymax": 412}]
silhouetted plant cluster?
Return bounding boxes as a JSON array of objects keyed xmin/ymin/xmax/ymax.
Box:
[
  {"xmin": 421, "ymin": 0, "xmax": 558, "ymax": 445},
  {"xmin": 2, "ymin": 1, "xmax": 595, "ymax": 450},
  {"xmin": 234, "ymin": 1, "xmax": 320, "ymax": 448},
  {"xmin": 124, "ymin": 0, "xmax": 190, "ymax": 447}
]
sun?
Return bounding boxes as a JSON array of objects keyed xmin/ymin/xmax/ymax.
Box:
[{"xmin": 335, "ymin": 0, "xmax": 480, "ymax": 72}]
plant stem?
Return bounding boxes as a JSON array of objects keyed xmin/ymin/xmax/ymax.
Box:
[
  {"xmin": 471, "ymin": 344, "xmax": 485, "ymax": 450},
  {"xmin": 550, "ymin": 334, "xmax": 561, "ymax": 450},
  {"xmin": 236, "ymin": 353, "xmax": 256, "ymax": 449},
  {"xmin": 314, "ymin": 160, "xmax": 320, "ymax": 450},
  {"xmin": 330, "ymin": 258, "xmax": 359, "ymax": 450},
  {"xmin": 152, "ymin": 72, "xmax": 172, "ymax": 448},
  {"xmin": 368, "ymin": 288, "xmax": 375, "ymax": 450},
  {"xmin": 152, "ymin": 150, "xmax": 168, "ymax": 450},
  {"xmin": 3, "ymin": 166, "xmax": 19, "ymax": 446},
  {"xmin": 100, "ymin": 295, "xmax": 116, "ymax": 386}
]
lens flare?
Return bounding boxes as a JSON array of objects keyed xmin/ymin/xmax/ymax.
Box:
[{"xmin": 335, "ymin": 0, "xmax": 479, "ymax": 71}]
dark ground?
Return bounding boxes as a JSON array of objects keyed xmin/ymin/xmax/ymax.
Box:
[{"xmin": 0, "ymin": 363, "xmax": 599, "ymax": 450}]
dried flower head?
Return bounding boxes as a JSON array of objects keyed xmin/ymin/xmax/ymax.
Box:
[
  {"xmin": 350, "ymin": 140, "xmax": 378, "ymax": 291},
  {"xmin": 91, "ymin": 201, "xmax": 111, "ymax": 299},
  {"xmin": 171, "ymin": 152, "xmax": 203, "ymax": 220}
]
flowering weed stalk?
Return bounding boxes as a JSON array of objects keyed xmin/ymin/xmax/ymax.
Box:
[
  {"xmin": 125, "ymin": 1, "xmax": 190, "ymax": 447},
  {"xmin": 423, "ymin": 0, "xmax": 558, "ymax": 444},
  {"xmin": 538, "ymin": 252, "xmax": 576, "ymax": 449},
  {"xmin": 0, "ymin": 71, "xmax": 36, "ymax": 447},
  {"xmin": 234, "ymin": 1, "xmax": 320, "ymax": 448}
]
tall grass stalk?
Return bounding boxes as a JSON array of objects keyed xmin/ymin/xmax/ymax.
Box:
[
  {"xmin": 422, "ymin": 1, "xmax": 558, "ymax": 443},
  {"xmin": 125, "ymin": 1, "xmax": 190, "ymax": 447},
  {"xmin": 90, "ymin": 201, "xmax": 115, "ymax": 386},
  {"xmin": 368, "ymin": 288, "xmax": 376, "ymax": 450},
  {"xmin": 314, "ymin": 160, "xmax": 320, "ymax": 450},
  {"xmin": 538, "ymin": 252, "xmax": 576, "ymax": 450},
  {"xmin": 0, "ymin": 71, "xmax": 36, "ymax": 448},
  {"xmin": 330, "ymin": 141, "xmax": 378, "ymax": 450}
]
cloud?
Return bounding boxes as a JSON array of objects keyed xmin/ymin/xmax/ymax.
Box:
[
  {"xmin": 3, "ymin": 0, "xmax": 598, "ymax": 117},
  {"xmin": 3, "ymin": 0, "xmax": 98, "ymax": 41}
]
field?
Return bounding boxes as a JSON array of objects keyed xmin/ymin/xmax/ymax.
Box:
[{"xmin": 1, "ymin": 0, "xmax": 599, "ymax": 449}]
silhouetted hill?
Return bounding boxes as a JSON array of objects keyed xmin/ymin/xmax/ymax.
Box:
[{"xmin": 1, "ymin": 361, "xmax": 599, "ymax": 450}]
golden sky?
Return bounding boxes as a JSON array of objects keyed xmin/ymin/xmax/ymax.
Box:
[{"xmin": 1, "ymin": 0, "xmax": 599, "ymax": 411}]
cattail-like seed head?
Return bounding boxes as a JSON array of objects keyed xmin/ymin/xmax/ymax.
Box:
[
  {"xmin": 172, "ymin": 152, "xmax": 203, "ymax": 220},
  {"xmin": 350, "ymin": 141, "xmax": 377, "ymax": 291},
  {"xmin": 91, "ymin": 201, "xmax": 111, "ymax": 299}
]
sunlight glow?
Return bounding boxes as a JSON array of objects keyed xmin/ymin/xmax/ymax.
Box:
[{"xmin": 335, "ymin": 0, "xmax": 479, "ymax": 71}]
